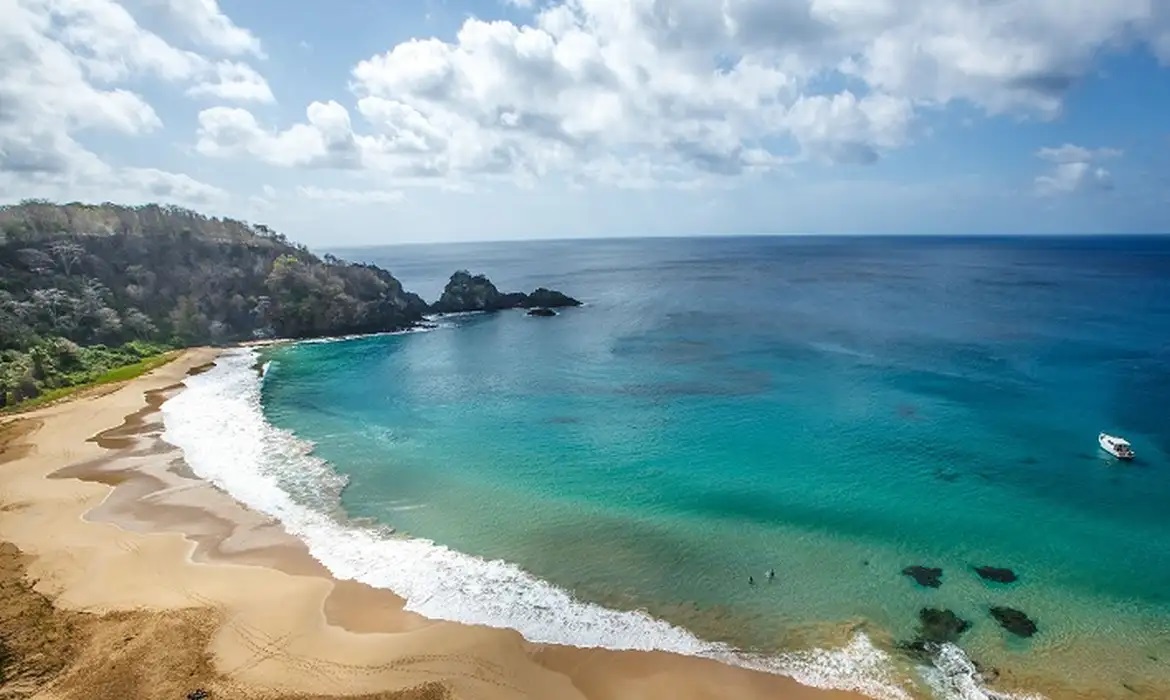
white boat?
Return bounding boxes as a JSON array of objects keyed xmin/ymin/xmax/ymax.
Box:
[{"xmin": 1099, "ymin": 433, "xmax": 1135, "ymax": 460}]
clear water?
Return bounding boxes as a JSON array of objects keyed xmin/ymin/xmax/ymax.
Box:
[{"xmin": 168, "ymin": 236, "xmax": 1170, "ymax": 700}]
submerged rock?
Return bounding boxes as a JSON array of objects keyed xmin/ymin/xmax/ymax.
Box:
[
  {"xmin": 903, "ymin": 565, "xmax": 944, "ymax": 588},
  {"xmin": 919, "ymin": 608, "xmax": 971, "ymax": 644},
  {"xmin": 974, "ymin": 566, "xmax": 1018, "ymax": 584},
  {"xmin": 430, "ymin": 271, "xmax": 580, "ymax": 314},
  {"xmin": 989, "ymin": 606, "xmax": 1038, "ymax": 637},
  {"xmin": 896, "ymin": 608, "xmax": 971, "ymax": 663},
  {"xmin": 527, "ymin": 307, "xmax": 557, "ymax": 317}
]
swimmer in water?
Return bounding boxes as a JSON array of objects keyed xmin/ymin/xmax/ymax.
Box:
[{"xmin": 767, "ymin": 568, "xmax": 775, "ymax": 582}]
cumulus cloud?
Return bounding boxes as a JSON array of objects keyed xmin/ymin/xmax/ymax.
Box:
[
  {"xmin": 195, "ymin": 101, "xmax": 363, "ymax": 168},
  {"xmin": 139, "ymin": 0, "xmax": 265, "ymax": 57},
  {"xmin": 1034, "ymin": 143, "xmax": 1121, "ymax": 196},
  {"xmin": 0, "ymin": 0, "xmax": 265, "ymax": 207},
  {"xmin": 190, "ymin": 0, "xmax": 1170, "ymax": 189}
]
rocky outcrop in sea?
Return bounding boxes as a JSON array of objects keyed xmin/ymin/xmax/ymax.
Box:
[{"xmin": 430, "ymin": 270, "xmax": 581, "ymax": 314}]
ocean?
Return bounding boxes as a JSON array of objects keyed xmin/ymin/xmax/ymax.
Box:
[{"xmin": 160, "ymin": 236, "xmax": 1170, "ymax": 700}]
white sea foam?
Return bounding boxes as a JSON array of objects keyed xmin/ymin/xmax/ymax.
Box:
[
  {"xmin": 919, "ymin": 645, "xmax": 1046, "ymax": 700},
  {"xmin": 160, "ymin": 348, "xmax": 912, "ymax": 700},
  {"xmin": 295, "ymin": 323, "xmax": 441, "ymax": 346}
]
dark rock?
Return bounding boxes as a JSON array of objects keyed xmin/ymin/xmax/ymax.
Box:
[
  {"xmin": 499, "ymin": 291, "xmax": 528, "ymax": 308},
  {"xmin": 903, "ymin": 565, "xmax": 943, "ymax": 588},
  {"xmin": 974, "ymin": 566, "xmax": 1018, "ymax": 584},
  {"xmin": 918, "ymin": 608, "xmax": 971, "ymax": 644},
  {"xmin": 896, "ymin": 608, "xmax": 971, "ymax": 664},
  {"xmin": 187, "ymin": 691, "xmax": 210, "ymax": 700},
  {"xmin": 989, "ymin": 606, "xmax": 1038, "ymax": 638},
  {"xmin": 522, "ymin": 287, "xmax": 582, "ymax": 309},
  {"xmin": 430, "ymin": 271, "xmax": 580, "ymax": 314},
  {"xmin": 527, "ymin": 307, "xmax": 557, "ymax": 317},
  {"xmin": 430, "ymin": 270, "xmax": 510, "ymax": 313}
]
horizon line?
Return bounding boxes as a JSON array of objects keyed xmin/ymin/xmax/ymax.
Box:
[{"xmin": 326, "ymin": 230, "xmax": 1170, "ymax": 250}]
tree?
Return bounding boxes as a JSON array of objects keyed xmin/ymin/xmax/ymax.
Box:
[
  {"xmin": 49, "ymin": 241, "xmax": 84, "ymax": 276},
  {"xmin": 78, "ymin": 278, "xmax": 109, "ymax": 315},
  {"xmin": 122, "ymin": 308, "xmax": 157, "ymax": 339},
  {"xmin": 169, "ymin": 295, "xmax": 208, "ymax": 345},
  {"xmin": 30, "ymin": 288, "xmax": 73, "ymax": 331},
  {"xmin": 16, "ymin": 248, "xmax": 54, "ymax": 274}
]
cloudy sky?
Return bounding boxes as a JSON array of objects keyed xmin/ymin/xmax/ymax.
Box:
[{"xmin": 2, "ymin": 0, "xmax": 1169, "ymax": 245}]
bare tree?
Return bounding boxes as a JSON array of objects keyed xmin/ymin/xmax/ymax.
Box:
[{"xmin": 49, "ymin": 241, "xmax": 84, "ymax": 276}]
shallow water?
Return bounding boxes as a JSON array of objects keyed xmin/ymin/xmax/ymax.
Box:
[{"xmin": 167, "ymin": 236, "xmax": 1170, "ymax": 699}]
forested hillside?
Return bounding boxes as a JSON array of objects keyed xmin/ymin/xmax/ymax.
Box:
[{"xmin": 0, "ymin": 201, "xmax": 427, "ymax": 407}]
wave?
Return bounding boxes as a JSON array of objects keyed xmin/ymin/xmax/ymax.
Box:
[
  {"xmin": 158, "ymin": 348, "xmax": 1032, "ymax": 700},
  {"xmin": 919, "ymin": 645, "xmax": 1045, "ymax": 700}
]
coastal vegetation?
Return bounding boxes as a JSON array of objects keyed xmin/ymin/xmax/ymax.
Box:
[
  {"xmin": 0, "ymin": 200, "xmax": 579, "ymax": 410},
  {"xmin": 0, "ymin": 200, "xmax": 429, "ymax": 408}
]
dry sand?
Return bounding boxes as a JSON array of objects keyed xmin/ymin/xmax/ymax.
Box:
[{"xmin": 0, "ymin": 349, "xmax": 867, "ymax": 700}]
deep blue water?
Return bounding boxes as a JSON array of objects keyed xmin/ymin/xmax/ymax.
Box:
[{"xmin": 249, "ymin": 236, "xmax": 1170, "ymax": 699}]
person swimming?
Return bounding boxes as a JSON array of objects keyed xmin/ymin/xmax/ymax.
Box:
[
  {"xmin": 749, "ymin": 575, "xmax": 755, "ymax": 585},
  {"xmin": 767, "ymin": 568, "xmax": 775, "ymax": 582}
]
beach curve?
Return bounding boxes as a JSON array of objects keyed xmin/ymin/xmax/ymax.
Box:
[{"xmin": 0, "ymin": 347, "xmax": 866, "ymax": 700}]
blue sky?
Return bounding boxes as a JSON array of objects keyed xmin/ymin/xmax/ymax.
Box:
[{"xmin": 1, "ymin": 0, "xmax": 1169, "ymax": 245}]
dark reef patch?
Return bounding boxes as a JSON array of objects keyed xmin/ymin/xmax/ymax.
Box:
[
  {"xmin": 975, "ymin": 566, "xmax": 1019, "ymax": 584},
  {"xmin": 990, "ymin": 606, "xmax": 1038, "ymax": 637},
  {"xmin": 902, "ymin": 565, "xmax": 943, "ymax": 588}
]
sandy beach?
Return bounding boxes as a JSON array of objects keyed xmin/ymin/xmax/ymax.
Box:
[{"xmin": 0, "ymin": 349, "xmax": 865, "ymax": 700}]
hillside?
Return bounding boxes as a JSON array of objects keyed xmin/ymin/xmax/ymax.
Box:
[{"xmin": 0, "ymin": 201, "xmax": 428, "ymax": 407}]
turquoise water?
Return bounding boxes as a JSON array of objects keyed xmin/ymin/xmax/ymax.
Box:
[{"xmin": 187, "ymin": 237, "xmax": 1170, "ymax": 699}]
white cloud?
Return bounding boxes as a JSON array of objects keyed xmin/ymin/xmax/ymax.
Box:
[
  {"xmin": 296, "ymin": 186, "xmax": 406, "ymax": 205},
  {"xmin": 41, "ymin": 0, "xmax": 272, "ymax": 102},
  {"xmin": 1034, "ymin": 143, "xmax": 1120, "ymax": 196},
  {"xmin": 138, "ymin": 0, "xmax": 264, "ymax": 57},
  {"xmin": 784, "ymin": 91, "xmax": 912, "ymax": 164},
  {"xmin": 0, "ymin": 0, "xmax": 256, "ymax": 207},
  {"xmin": 120, "ymin": 167, "xmax": 228, "ymax": 202},
  {"xmin": 1037, "ymin": 144, "xmax": 1122, "ymax": 165},
  {"xmin": 186, "ymin": 61, "xmax": 275, "ymax": 102},
  {"xmin": 195, "ymin": 101, "xmax": 363, "ymax": 168},
  {"xmin": 191, "ymin": 0, "xmax": 1170, "ymax": 190}
]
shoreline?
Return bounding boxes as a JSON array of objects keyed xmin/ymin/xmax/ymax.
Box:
[{"xmin": 0, "ymin": 349, "xmax": 865, "ymax": 700}]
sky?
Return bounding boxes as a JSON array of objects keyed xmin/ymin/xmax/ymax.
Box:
[{"xmin": 2, "ymin": 0, "xmax": 1170, "ymax": 246}]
